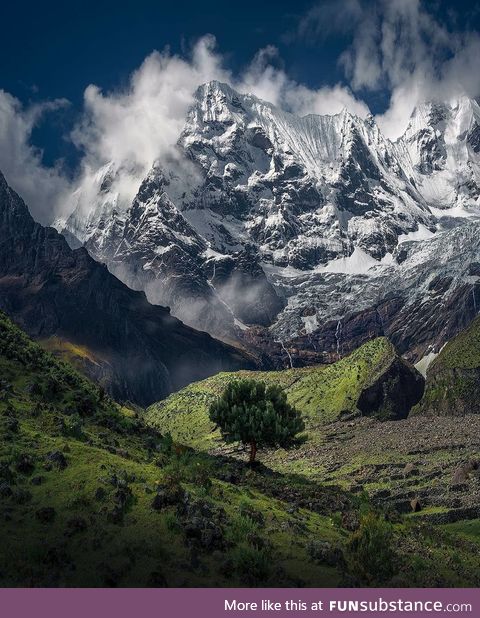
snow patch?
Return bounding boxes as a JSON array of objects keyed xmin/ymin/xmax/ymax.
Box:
[
  {"xmin": 397, "ymin": 224, "xmax": 435, "ymax": 244},
  {"xmin": 301, "ymin": 314, "xmax": 318, "ymax": 334},
  {"xmin": 321, "ymin": 247, "xmax": 380, "ymax": 275},
  {"xmin": 415, "ymin": 351, "xmax": 439, "ymax": 377}
]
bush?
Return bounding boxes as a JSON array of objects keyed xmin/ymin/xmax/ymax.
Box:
[
  {"xmin": 61, "ymin": 413, "xmax": 84, "ymax": 438},
  {"xmin": 230, "ymin": 545, "xmax": 272, "ymax": 586},
  {"xmin": 345, "ymin": 511, "xmax": 397, "ymax": 584},
  {"xmin": 238, "ymin": 501, "xmax": 265, "ymax": 527},
  {"xmin": 188, "ymin": 460, "xmax": 213, "ymax": 493},
  {"xmin": 307, "ymin": 540, "xmax": 344, "ymax": 566},
  {"xmin": 227, "ymin": 513, "xmax": 260, "ymax": 545}
]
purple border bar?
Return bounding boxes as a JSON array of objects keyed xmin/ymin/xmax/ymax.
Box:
[{"xmin": 0, "ymin": 588, "xmax": 478, "ymax": 618}]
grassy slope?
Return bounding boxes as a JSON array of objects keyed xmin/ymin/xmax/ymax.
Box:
[
  {"xmin": 39, "ymin": 336, "xmax": 105, "ymax": 368},
  {"xmin": 0, "ymin": 311, "xmax": 351, "ymax": 587},
  {"xmin": 146, "ymin": 337, "xmax": 396, "ymax": 451},
  {"xmin": 430, "ymin": 315, "xmax": 480, "ymax": 370},
  {"xmin": 413, "ymin": 315, "xmax": 480, "ymax": 415},
  {"xmin": 146, "ymin": 334, "xmax": 480, "ymax": 552}
]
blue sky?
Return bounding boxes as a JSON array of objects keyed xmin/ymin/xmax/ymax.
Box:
[
  {"xmin": 2, "ymin": 0, "xmax": 344, "ymax": 101},
  {"xmin": 1, "ymin": 0, "xmax": 480, "ymax": 222}
]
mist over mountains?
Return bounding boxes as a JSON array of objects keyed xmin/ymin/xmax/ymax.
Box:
[
  {"xmin": 3, "ymin": 0, "xmax": 480, "ymax": 590},
  {"xmin": 0, "ymin": 169, "xmax": 253, "ymax": 405}
]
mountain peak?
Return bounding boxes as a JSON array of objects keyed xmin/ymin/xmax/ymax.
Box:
[
  {"xmin": 0, "ymin": 170, "xmax": 33, "ymax": 228},
  {"xmin": 404, "ymin": 95, "xmax": 480, "ymax": 138},
  {"xmin": 194, "ymin": 80, "xmax": 247, "ymax": 109}
]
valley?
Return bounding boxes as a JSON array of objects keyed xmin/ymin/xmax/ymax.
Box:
[
  {"xmin": 2, "ymin": 311, "xmax": 480, "ymax": 587},
  {"xmin": 146, "ymin": 331, "xmax": 480, "ymax": 526}
]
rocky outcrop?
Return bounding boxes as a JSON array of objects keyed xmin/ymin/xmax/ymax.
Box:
[
  {"xmin": 0, "ymin": 170, "xmax": 254, "ymax": 405},
  {"xmin": 357, "ymin": 355, "xmax": 425, "ymax": 420}
]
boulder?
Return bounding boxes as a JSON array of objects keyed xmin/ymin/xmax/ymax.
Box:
[
  {"xmin": 183, "ymin": 516, "xmax": 224, "ymax": 550},
  {"xmin": 16, "ymin": 454, "xmax": 35, "ymax": 475},
  {"xmin": 341, "ymin": 510, "xmax": 360, "ymax": 532},
  {"xmin": 410, "ymin": 498, "xmax": 422, "ymax": 512},
  {"xmin": 452, "ymin": 466, "xmax": 470, "ymax": 485},
  {"xmin": 94, "ymin": 487, "xmax": 106, "ymax": 501},
  {"xmin": 357, "ymin": 353, "xmax": 425, "ymax": 420},
  {"xmin": 45, "ymin": 451, "xmax": 68, "ymax": 470},
  {"xmin": 151, "ymin": 484, "xmax": 184, "ymax": 511},
  {"xmin": 306, "ymin": 540, "xmax": 344, "ymax": 567}
]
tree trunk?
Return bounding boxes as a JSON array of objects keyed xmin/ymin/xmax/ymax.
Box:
[{"xmin": 249, "ymin": 441, "xmax": 257, "ymax": 464}]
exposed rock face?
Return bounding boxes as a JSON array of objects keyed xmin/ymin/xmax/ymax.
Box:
[
  {"xmin": 413, "ymin": 315, "xmax": 480, "ymax": 416},
  {"xmin": 357, "ymin": 355, "xmax": 425, "ymax": 420},
  {"xmin": 0, "ymin": 171, "xmax": 254, "ymax": 405},
  {"xmin": 61, "ymin": 161, "xmax": 286, "ymax": 340}
]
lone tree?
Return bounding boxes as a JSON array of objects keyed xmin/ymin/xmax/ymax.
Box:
[{"xmin": 209, "ymin": 379, "xmax": 305, "ymax": 463}]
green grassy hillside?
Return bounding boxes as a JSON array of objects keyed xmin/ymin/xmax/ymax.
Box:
[
  {"xmin": 430, "ymin": 315, "xmax": 480, "ymax": 370},
  {"xmin": 145, "ymin": 334, "xmax": 480, "ymax": 543},
  {"xmin": 1, "ymin": 310, "xmax": 357, "ymax": 586},
  {"xmin": 413, "ymin": 315, "xmax": 480, "ymax": 415},
  {"xmin": 2, "ymin": 312, "xmax": 480, "ymax": 587},
  {"xmin": 145, "ymin": 337, "xmax": 415, "ymax": 450}
]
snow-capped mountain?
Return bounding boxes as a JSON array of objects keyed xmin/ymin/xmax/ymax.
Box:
[{"xmin": 56, "ymin": 82, "xmax": 480, "ymax": 365}]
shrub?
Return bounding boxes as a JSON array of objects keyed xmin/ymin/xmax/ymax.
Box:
[
  {"xmin": 345, "ymin": 511, "xmax": 397, "ymax": 584},
  {"xmin": 227, "ymin": 513, "xmax": 260, "ymax": 545},
  {"xmin": 231, "ymin": 545, "xmax": 272, "ymax": 586},
  {"xmin": 188, "ymin": 460, "xmax": 213, "ymax": 492},
  {"xmin": 61, "ymin": 413, "xmax": 84, "ymax": 438}
]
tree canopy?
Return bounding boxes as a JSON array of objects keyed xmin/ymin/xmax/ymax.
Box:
[{"xmin": 209, "ymin": 378, "xmax": 304, "ymax": 462}]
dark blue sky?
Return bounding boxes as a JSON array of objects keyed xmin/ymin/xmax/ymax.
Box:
[
  {"xmin": 1, "ymin": 0, "xmax": 480, "ymax": 170},
  {"xmin": 2, "ymin": 0, "xmax": 343, "ymax": 100}
]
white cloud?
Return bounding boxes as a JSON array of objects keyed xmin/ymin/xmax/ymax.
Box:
[
  {"xmin": 66, "ymin": 36, "xmax": 231, "ymax": 216},
  {"xmin": 0, "ymin": 91, "xmax": 70, "ymax": 223},
  {"xmin": 73, "ymin": 35, "xmax": 370, "ymax": 173},
  {"xmin": 239, "ymin": 44, "xmax": 369, "ymax": 118},
  {"xmin": 284, "ymin": 82, "xmax": 369, "ymax": 118},
  {"xmin": 72, "ymin": 35, "xmax": 229, "ymax": 172},
  {"xmin": 72, "ymin": 35, "xmax": 370, "ymax": 175}
]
